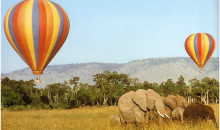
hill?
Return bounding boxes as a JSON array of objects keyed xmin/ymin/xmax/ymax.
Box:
[{"xmin": 1, "ymin": 57, "xmax": 219, "ymax": 88}]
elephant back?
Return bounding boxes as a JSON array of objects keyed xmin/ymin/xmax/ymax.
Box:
[{"xmin": 164, "ymin": 94, "xmax": 188, "ymax": 110}]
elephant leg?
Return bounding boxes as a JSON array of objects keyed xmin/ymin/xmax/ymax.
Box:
[
  {"xmin": 133, "ymin": 106, "xmax": 145, "ymax": 124},
  {"xmin": 119, "ymin": 114, "xmax": 125, "ymax": 125},
  {"xmin": 119, "ymin": 109, "xmax": 126, "ymax": 126},
  {"xmin": 180, "ymin": 115, "xmax": 183, "ymax": 123}
]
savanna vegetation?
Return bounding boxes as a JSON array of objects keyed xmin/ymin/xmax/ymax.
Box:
[
  {"xmin": 1, "ymin": 104, "xmax": 219, "ymax": 130},
  {"xmin": 1, "ymin": 70, "xmax": 219, "ymax": 129},
  {"xmin": 1, "ymin": 70, "xmax": 219, "ymax": 110}
]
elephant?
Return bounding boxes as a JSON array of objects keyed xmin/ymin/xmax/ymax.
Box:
[
  {"xmin": 161, "ymin": 96, "xmax": 172, "ymax": 118},
  {"xmin": 109, "ymin": 114, "xmax": 121, "ymax": 126},
  {"xmin": 164, "ymin": 94, "xmax": 189, "ymax": 110},
  {"xmin": 183, "ymin": 103, "xmax": 218, "ymax": 128},
  {"xmin": 172, "ymin": 107, "xmax": 184, "ymax": 122},
  {"xmin": 160, "ymin": 94, "xmax": 188, "ymax": 122},
  {"xmin": 118, "ymin": 89, "xmax": 167, "ymax": 127}
]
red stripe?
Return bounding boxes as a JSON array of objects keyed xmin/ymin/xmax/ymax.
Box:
[
  {"xmin": 38, "ymin": 0, "xmax": 47, "ymax": 70},
  {"xmin": 38, "ymin": 0, "xmax": 54, "ymax": 70},
  {"xmin": 197, "ymin": 33, "xmax": 203, "ymax": 67}
]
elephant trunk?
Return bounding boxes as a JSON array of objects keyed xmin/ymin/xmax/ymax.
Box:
[
  {"xmin": 158, "ymin": 114, "xmax": 164, "ymax": 128},
  {"xmin": 156, "ymin": 100, "xmax": 165, "ymax": 118},
  {"xmin": 212, "ymin": 117, "xmax": 218, "ymax": 128},
  {"xmin": 157, "ymin": 110, "xmax": 164, "ymax": 117},
  {"xmin": 156, "ymin": 98, "xmax": 165, "ymax": 127}
]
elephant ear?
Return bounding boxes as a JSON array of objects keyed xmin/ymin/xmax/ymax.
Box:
[
  {"xmin": 164, "ymin": 95, "xmax": 178, "ymax": 110},
  {"xmin": 132, "ymin": 89, "xmax": 147, "ymax": 111}
]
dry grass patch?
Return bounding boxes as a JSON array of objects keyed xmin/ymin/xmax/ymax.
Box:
[{"xmin": 1, "ymin": 104, "xmax": 219, "ymax": 130}]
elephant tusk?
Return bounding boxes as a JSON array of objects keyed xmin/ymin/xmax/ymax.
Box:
[
  {"xmin": 165, "ymin": 113, "xmax": 170, "ymax": 118},
  {"xmin": 157, "ymin": 110, "xmax": 164, "ymax": 118}
]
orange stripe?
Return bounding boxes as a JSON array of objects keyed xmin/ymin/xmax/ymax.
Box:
[
  {"xmin": 42, "ymin": 1, "xmax": 60, "ymax": 68},
  {"xmin": 44, "ymin": 3, "xmax": 70, "ymax": 69},
  {"xmin": 13, "ymin": 1, "xmax": 35, "ymax": 70}
]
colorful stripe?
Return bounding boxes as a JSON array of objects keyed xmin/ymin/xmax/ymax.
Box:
[
  {"xmin": 185, "ymin": 33, "xmax": 216, "ymax": 68},
  {"xmin": 4, "ymin": 0, "xmax": 70, "ymax": 75}
]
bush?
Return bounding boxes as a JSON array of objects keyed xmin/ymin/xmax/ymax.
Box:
[
  {"xmin": 31, "ymin": 102, "xmax": 50, "ymax": 110},
  {"xmin": 8, "ymin": 105, "xmax": 25, "ymax": 111}
]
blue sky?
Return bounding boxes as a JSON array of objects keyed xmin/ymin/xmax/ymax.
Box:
[{"xmin": 1, "ymin": 0, "xmax": 219, "ymax": 74}]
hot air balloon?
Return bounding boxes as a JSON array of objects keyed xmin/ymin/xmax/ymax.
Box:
[
  {"xmin": 4, "ymin": 0, "xmax": 70, "ymax": 82},
  {"xmin": 185, "ymin": 33, "xmax": 216, "ymax": 73}
]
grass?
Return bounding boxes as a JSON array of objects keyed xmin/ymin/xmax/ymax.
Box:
[{"xmin": 1, "ymin": 104, "xmax": 219, "ymax": 130}]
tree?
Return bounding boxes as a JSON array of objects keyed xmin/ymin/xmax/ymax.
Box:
[
  {"xmin": 69, "ymin": 77, "xmax": 80, "ymax": 97},
  {"xmin": 1, "ymin": 86, "xmax": 22, "ymax": 107},
  {"xmin": 24, "ymin": 79, "xmax": 36, "ymax": 95},
  {"xmin": 159, "ymin": 79, "xmax": 178, "ymax": 96},
  {"xmin": 93, "ymin": 70, "xmax": 130, "ymax": 106}
]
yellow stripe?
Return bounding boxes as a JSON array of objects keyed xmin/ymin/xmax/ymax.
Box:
[
  {"xmin": 4, "ymin": 3, "xmax": 30, "ymax": 66},
  {"xmin": 188, "ymin": 34, "xmax": 199, "ymax": 65},
  {"xmin": 202, "ymin": 34, "xmax": 210, "ymax": 65},
  {"xmin": 42, "ymin": 1, "xmax": 60, "ymax": 66},
  {"xmin": 25, "ymin": 0, "xmax": 37, "ymax": 70}
]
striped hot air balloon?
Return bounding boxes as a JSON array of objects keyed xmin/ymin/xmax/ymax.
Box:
[
  {"xmin": 4, "ymin": 0, "xmax": 70, "ymax": 75},
  {"xmin": 185, "ymin": 33, "xmax": 216, "ymax": 73}
]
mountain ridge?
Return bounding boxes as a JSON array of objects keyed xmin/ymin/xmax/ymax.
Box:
[{"xmin": 1, "ymin": 57, "xmax": 219, "ymax": 88}]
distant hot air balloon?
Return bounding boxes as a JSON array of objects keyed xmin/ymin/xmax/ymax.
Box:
[
  {"xmin": 185, "ymin": 33, "xmax": 216, "ymax": 73},
  {"xmin": 4, "ymin": 0, "xmax": 70, "ymax": 77}
]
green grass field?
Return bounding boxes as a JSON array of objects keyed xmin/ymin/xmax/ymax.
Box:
[{"xmin": 1, "ymin": 104, "xmax": 219, "ymax": 130}]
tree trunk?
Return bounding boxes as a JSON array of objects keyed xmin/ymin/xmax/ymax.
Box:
[
  {"xmin": 206, "ymin": 90, "xmax": 209, "ymax": 104},
  {"xmin": 54, "ymin": 96, "xmax": 56, "ymax": 104},
  {"xmin": 96, "ymin": 100, "xmax": 99, "ymax": 106},
  {"xmin": 215, "ymin": 97, "xmax": 219, "ymax": 104},
  {"xmin": 103, "ymin": 93, "xmax": 108, "ymax": 105}
]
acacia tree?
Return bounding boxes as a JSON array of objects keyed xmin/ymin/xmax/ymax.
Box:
[
  {"xmin": 93, "ymin": 70, "xmax": 130, "ymax": 106},
  {"xmin": 24, "ymin": 79, "xmax": 36, "ymax": 95},
  {"xmin": 201, "ymin": 77, "xmax": 219, "ymax": 104},
  {"xmin": 159, "ymin": 79, "xmax": 178, "ymax": 96},
  {"xmin": 69, "ymin": 77, "xmax": 80, "ymax": 97},
  {"xmin": 188, "ymin": 78, "xmax": 219, "ymax": 104}
]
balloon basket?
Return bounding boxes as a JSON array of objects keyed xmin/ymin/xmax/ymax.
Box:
[
  {"xmin": 36, "ymin": 76, "xmax": 41, "ymax": 83},
  {"xmin": 200, "ymin": 69, "xmax": 203, "ymax": 73}
]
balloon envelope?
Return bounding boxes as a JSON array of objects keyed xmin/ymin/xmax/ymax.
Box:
[
  {"xmin": 185, "ymin": 33, "xmax": 216, "ymax": 68},
  {"xmin": 4, "ymin": 0, "xmax": 70, "ymax": 75}
]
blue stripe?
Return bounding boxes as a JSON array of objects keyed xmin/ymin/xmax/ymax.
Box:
[
  {"xmin": 193, "ymin": 34, "xmax": 200, "ymax": 66},
  {"xmin": 204, "ymin": 33, "xmax": 212, "ymax": 63},
  {"xmin": 45, "ymin": 2, "xmax": 64, "ymax": 65},
  {"xmin": 8, "ymin": 3, "xmax": 29, "ymax": 65},
  {"xmin": 32, "ymin": 0, "xmax": 40, "ymax": 68}
]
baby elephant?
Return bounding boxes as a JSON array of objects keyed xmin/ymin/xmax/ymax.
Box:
[
  {"xmin": 172, "ymin": 107, "xmax": 184, "ymax": 122},
  {"xmin": 109, "ymin": 114, "xmax": 121, "ymax": 126},
  {"xmin": 183, "ymin": 103, "xmax": 217, "ymax": 128}
]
